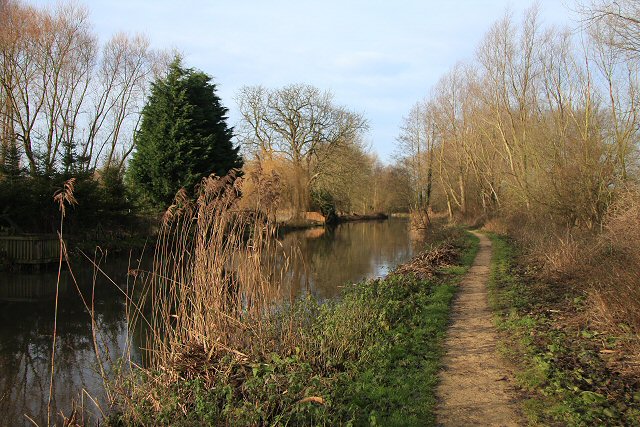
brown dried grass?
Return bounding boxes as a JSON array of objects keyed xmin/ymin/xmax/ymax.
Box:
[
  {"xmin": 588, "ymin": 189, "xmax": 640, "ymax": 333},
  {"xmin": 49, "ymin": 172, "xmax": 296, "ymax": 424},
  {"xmin": 506, "ymin": 188, "xmax": 640, "ymax": 372},
  {"xmin": 481, "ymin": 217, "xmax": 509, "ymax": 235},
  {"xmin": 143, "ymin": 171, "xmax": 292, "ymax": 378},
  {"xmin": 91, "ymin": 172, "xmax": 295, "ymax": 424}
]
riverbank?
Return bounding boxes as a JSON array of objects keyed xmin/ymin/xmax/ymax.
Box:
[
  {"xmin": 1, "ymin": 218, "xmax": 420, "ymax": 426},
  {"xmin": 67, "ymin": 211, "xmax": 390, "ymax": 253},
  {"xmin": 336, "ymin": 212, "xmax": 388, "ymax": 222},
  {"xmin": 277, "ymin": 211, "xmax": 390, "ymax": 233},
  {"xmin": 487, "ymin": 234, "xmax": 640, "ymax": 425},
  {"xmin": 105, "ymin": 226, "xmax": 478, "ymax": 426}
]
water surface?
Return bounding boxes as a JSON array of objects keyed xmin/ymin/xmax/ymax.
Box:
[{"xmin": 0, "ymin": 219, "xmax": 415, "ymax": 426}]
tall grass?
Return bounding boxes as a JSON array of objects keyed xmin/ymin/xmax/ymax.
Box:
[
  {"xmin": 146, "ymin": 172, "xmax": 289, "ymax": 371},
  {"xmin": 46, "ymin": 179, "xmax": 126, "ymax": 426},
  {"xmin": 49, "ymin": 178, "xmax": 77, "ymax": 427},
  {"xmin": 96, "ymin": 171, "xmax": 299, "ymax": 421},
  {"xmin": 589, "ymin": 188, "xmax": 640, "ymax": 332},
  {"xmin": 39, "ymin": 171, "xmax": 294, "ymax": 424}
]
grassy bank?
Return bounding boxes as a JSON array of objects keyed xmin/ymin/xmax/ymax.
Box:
[
  {"xmin": 106, "ymin": 227, "xmax": 478, "ymax": 426},
  {"xmin": 487, "ymin": 234, "xmax": 640, "ymax": 426}
]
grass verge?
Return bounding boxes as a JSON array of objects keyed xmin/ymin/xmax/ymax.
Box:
[
  {"xmin": 487, "ymin": 234, "xmax": 640, "ymax": 426},
  {"xmin": 106, "ymin": 227, "xmax": 478, "ymax": 426}
]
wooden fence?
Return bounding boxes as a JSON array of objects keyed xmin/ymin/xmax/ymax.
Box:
[{"xmin": 0, "ymin": 235, "xmax": 59, "ymax": 265}]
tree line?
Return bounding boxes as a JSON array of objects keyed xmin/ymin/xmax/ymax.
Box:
[
  {"xmin": 397, "ymin": 2, "xmax": 639, "ymax": 230},
  {"xmin": 0, "ymin": 1, "xmax": 166, "ymax": 177},
  {"xmin": 236, "ymin": 84, "xmax": 411, "ymax": 219},
  {"xmin": 0, "ymin": 0, "xmax": 169, "ymax": 233},
  {"xmin": 396, "ymin": 0, "xmax": 640, "ymax": 335},
  {"xmin": 0, "ymin": 0, "xmax": 413, "ymax": 236}
]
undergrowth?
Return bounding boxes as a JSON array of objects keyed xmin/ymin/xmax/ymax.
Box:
[
  {"xmin": 487, "ymin": 234, "xmax": 640, "ymax": 426},
  {"xmin": 106, "ymin": 227, "xmax": 478, "ymax": 426}
]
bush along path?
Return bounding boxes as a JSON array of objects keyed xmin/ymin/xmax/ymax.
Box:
[
  {"xmin": 105, "ymin": 227, "xmax": 479, "ymax": 426},
  {"xmin": 436, "ymin": 231, "xmax": 524, "ymax": 426},
  {"xmin": 487, "ymin": 234, "xmax": 640, "ymax": 426}
]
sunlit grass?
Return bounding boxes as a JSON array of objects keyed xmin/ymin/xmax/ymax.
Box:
[{"xmin": 105, "ymin": 221, "xmax": 478, "ymax": 426}]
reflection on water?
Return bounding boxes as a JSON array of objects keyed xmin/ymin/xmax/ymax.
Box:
[
  {"xmin": 0, "ymin": 219, "xmax": 414, "ymax": 426},
  {"xmin": 282, "ymin": 219, "xmax": 415, "ymax": 299},
  {"xmin": 0, "ymin": 256, "xmax": 145, "ymax": 426}
]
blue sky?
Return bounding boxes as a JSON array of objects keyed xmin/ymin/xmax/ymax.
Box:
[{"xmin": 35, "ymin": 0, "xmax": 576, "ymax": 162}]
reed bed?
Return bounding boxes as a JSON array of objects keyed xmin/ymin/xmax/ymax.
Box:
[
  {"xmin": 93, "ymin": 171, "xmax": 303, "ymax": 422},
  {"xmin": 103, "ymin": 221, "xmax": 477, "ymax": 426},
  {"xmin": 144, "ymin": 171, "xmax": 291, "ymax": 368}
]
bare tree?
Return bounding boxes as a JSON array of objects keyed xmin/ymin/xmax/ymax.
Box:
[
  {"xmin": 237, "ymin": 83, "xmax": 367, "ymax": 215},
  {"xmin": 396, "ymin": 100, "xmax": 431, "ymax": 210},
  {"xmin": 0, "ymin": 0, "xmax": 164, "ymax": 177},
  {"xmin": 396, "ymin": 4, "xmax": 637, "ymax": 228},
  {"xmin": 86, "ymin": 33, "xmax": 156, "ymax": 173},
  {"xmin": 587, "ymin": 6, "xmax": 640, "ymax": 182},
  {"xmin": 581, "ymin": 0, "xmax": 640, "ymax": 57},
  {"xmin": 0, "ymin": 0, "xmax": 48, "ymax": 175},
  {"xmin": 476, "ymin": 6, "xmax": 543, "ymax": 210}
]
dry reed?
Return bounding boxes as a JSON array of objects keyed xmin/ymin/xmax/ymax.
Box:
[
  {"xmin": 136, "ymin": 171, "xmax": 291, "ymax": 382},
  {"xmin": 589, "ymin": 189, "xmax": 640, "ymax": 332},
  {"xmin": 41, "ymin": 171, "xmax": 296, "ymax": 424},
  {"xmin": 48, "ymin": 178, "xmax": 77, "ymax": 427}
]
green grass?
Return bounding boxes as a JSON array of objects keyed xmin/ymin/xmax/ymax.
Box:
[
  {"xmin": 487, "ymin": 234, "xmax": 640, "ymax": 426},
  {"xmin": 109, "ymin": 227, "xmax": 479, "ymax": 426}
]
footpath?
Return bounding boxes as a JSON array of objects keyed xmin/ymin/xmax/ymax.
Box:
[{"xmin": 436, "ymin": 231, "xmax": 522, "ymax": 426}]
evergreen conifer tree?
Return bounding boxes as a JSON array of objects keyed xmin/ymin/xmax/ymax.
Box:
[
  {"xmin": 0, "ymin": 140, "xmax": 23, "ymax": 182},
  {"xmin": 127, "ymin": 58, "xmax": 242, "ymax": 208}
]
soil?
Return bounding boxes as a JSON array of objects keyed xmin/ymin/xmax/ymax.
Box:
[{"xmin": 436, "ymin": 231, "xmax": 523, "ymax": 426}]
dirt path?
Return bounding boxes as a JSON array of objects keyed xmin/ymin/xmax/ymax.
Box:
[{"xmin": 436, "ymin": 231, "xmax": 522, "ymax": 426}]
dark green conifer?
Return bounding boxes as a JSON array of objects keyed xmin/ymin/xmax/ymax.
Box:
[{"xmin": 127, "ymin": 57, "xmax": 242, "ymax": 208}]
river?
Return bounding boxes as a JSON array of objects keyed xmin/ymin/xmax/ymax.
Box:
[{"xmin": 0, "ymin": 218, "xmax": 415, "ymax": 426}]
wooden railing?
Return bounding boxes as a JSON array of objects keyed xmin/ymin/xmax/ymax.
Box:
[{"xmin": 0, "ymin": 235, "xmax": 59, "ymax": 265}]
